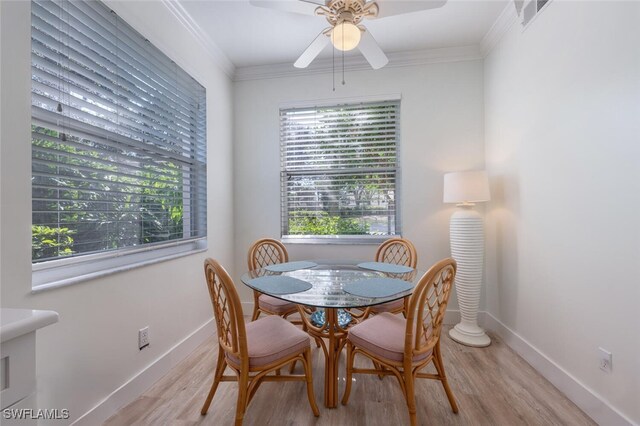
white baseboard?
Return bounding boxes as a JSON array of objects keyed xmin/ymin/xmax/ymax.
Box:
[
  {"xmin": 444, "ymin": 308, "xmax": 461, "ymax": 325},
  {"xmin": 72, "ymin": 319, "xmax": 214, "ymax": 426},
  {"xmin": 482, "ymin": 312, "xmax": 635, "ymax": 426}
]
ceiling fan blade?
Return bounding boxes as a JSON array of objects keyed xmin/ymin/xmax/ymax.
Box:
[
  {"xmin": 294, "ymin": 32, "xmax": 330, "ymax": 68},
  {"xmin": 249, "ymin": 0, "xmax": 324, "ymax": 16},
  {"xmin": 358, "ymin": 30, "xmax": 388, "ymax": 69},
  {"xmin": 375, "ymin": 0, "xmax": 447, "ymax": 18}
]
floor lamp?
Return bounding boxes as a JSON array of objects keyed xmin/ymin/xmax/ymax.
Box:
[{"xmin": 443, "ymin": 170, "xmax": 491, "ymax": 347}]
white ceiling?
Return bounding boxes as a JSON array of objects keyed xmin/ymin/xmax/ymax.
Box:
[{"xmin": 179, "ymin": 0, "xmax": 508, "ymax": 68}]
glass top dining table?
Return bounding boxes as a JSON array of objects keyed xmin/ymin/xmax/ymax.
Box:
[
  {"xmin": 240, "ymin": 259, "xmax": 425, "ymax": 409},
  {"xmin": 240, "ymin": 259, "xmax": 423, "ymax": 309}
]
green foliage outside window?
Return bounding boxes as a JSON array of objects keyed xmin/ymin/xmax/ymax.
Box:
[
  {"xmin": 288, "ymin": 212, "xmax": 370, "ymax": 235},
  {"xmin": 32, "ymin": 225, "xmax": 75, "ymax": 260},
  {"xmin": 32, "ymin": 127, "xmax": 185, "ymax": 261}
]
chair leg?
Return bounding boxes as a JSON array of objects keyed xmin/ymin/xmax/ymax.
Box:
[
  {"xmin": 303, "ymin": 320, "xmax": 321, "ymax": 347},
  {"xmin": 201, "ymin": 346, "xmax": 227, "ymax": 415},
  {"xmin": 341, "ymin": 342, "xmax": 355, "ymax": 405},
  {"xmin": 251, "ymin": 305, "xmax": 260, "ymax": 321},
  {"xmin": 434, "ymin": 342, "xmax": 459, "ymax": 413},
  {"xmin": 361, "ymin": 307, "xmax": 372, "ymax": 321},
  {"xmin": 373, "ymin": 360, "xmax": 384, "ymax": 380},
  {"xmin": 404, "ymin": 370, "xmax": 417, "ymax": 426},
  {"xmin": 288, "ymin": 360, "xmax": 297, "ymax": 374},
  {"xmin": 234, "ymin": 370, "xmax": 249, "ymax": 426},
  {"xmin": 247, "ymin": 374, "xmax": 266, "ymax": 405},
  {"xmin": 302, "ymin": 348, "xmax": 320, "ymax": 417}
]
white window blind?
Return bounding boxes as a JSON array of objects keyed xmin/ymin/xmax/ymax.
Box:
[
  {"xmin": 280, "ymin": 100, "xmax": 400, "ymax": 242},
  {"xmin": 31, "ymin": 0, "xmax": 207, "ymax": 268}
]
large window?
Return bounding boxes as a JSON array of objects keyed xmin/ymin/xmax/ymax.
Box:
[
  {"xmin": 280, "ymin": 100, "xmax": 400, "ymax": 243},
  {"xmin": 31, "ymin": 0, "xmax": 207, "ymax": 288}
]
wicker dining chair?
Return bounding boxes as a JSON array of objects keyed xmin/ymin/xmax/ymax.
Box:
[
  {"xmin": 247, "ymin": 238, "xmax": 298, "ymax": 321},
  {"xmin": 341, "ymin": 258, "xmax": 459, "ymax": 426},
  {"xmin": 201, "ymin": 258, "xmax": 319, "ymax": 425},
  {"xmin": 361, "ymin": 237, "xmax": 418, "ymax": 319}
]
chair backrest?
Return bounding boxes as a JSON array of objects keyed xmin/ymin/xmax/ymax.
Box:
[
  {"xmin": 204, "ymin": 258, "xmax": 248, "ymax": 362},
  {"xmin": 404, "ymin": 258, "xmax": 456, "ymax": 360},
  {"xmin": 375, "ymin": 237, "xmax": 418, "ymax": 268},
  {"xmin": 247, "ymin": 238, "xmax": 289, "ymax": 270}
]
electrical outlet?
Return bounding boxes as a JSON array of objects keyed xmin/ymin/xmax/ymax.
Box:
[
  {"xmin": 139, "ymin": 327, "xmax": 150, "ymax": 350},
  {"xmin": 598, "ymin": 347, "xmax": 612, "ymax": 373}
]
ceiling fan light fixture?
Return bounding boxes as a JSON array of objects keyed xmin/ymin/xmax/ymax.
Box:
[{"xmin": 330, "ymin": 21, "xmax": 361, "ymax": 51}]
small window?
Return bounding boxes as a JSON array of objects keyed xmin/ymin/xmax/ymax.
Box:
[
  {"xmin": 280, "ymin": 100, "xmax": 401, "ymax": 243},
  {"xmin": 31, "ymin": 0, "xmax": 207, "ymax": 289}
]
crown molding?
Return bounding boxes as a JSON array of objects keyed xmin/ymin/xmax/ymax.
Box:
[
  {"xmin": 234, "ymin": 45, "xmax": 482, "ymax": 82},
  {"xmin": 480, "ymin": 2, "xmax": 518, "ymax": 56},
  {"xmin": 160, "ymin": 0, "xmax": 235, "ymax": 79}
]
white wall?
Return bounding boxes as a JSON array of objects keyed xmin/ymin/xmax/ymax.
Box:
[
  {"xmin": 233, "ymin": 60, "xmax": 485, "ymax": 308},
  {"xmin": 484, "ymin": 2, "xmax": 640, "ymax": 423},
  {"xmin": 0, "ymin": 1, "xmax": 234, "ymax": 423}
]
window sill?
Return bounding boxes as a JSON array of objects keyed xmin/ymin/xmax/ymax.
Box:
[
  {"xmin": 281, "ymin": 235, "xmax": 398, "ymax": 245},
  {"xmin": 31, "ymin": 239, "xmax": 207, "ymax": 293}
]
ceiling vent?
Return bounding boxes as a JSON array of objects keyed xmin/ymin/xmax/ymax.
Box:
[{"xmin": 516, "ymin": 0, "xmax": 552, "ymax": 29}]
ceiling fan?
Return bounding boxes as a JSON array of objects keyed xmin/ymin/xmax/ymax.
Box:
[{"xmin": 250, "ymin": 0, "xmax": 447, "ymax": 70}]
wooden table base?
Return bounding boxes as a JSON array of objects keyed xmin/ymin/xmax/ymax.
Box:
[{"xmin": 299, "ymin": 307, "xmax": 351, "ymax": 408}]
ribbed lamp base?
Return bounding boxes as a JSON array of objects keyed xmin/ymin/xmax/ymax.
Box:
[
  {"xmin": 448, "ymin": 206, "xmax": 491, "ymax": 348},
  {"xmin": 449, "ymin": 323, "xmax": 491, "ymax": 347}
]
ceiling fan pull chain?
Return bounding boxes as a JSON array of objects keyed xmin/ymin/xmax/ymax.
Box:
[
  {"xmin": 332, "ymin": 43, "xmax": 336, "ymax": 91},
  {"xmin": 342, "ymin": 50, "xmax": 346, "ymax": 85}
]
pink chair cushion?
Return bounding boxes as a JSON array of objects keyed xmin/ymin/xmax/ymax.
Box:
[
  {"xmin": 348, "ymin": 312, "xmax": 429, "ymax": 363},
  {"xmin": 369, "ymin": 298, "xmax": 404, "ymax": 313},
  {"xmin": 259, "ymin": 294, "xmax": 297, "ymax": 314},
  {"xmin": 227, "ymin": 315, "xmax": 310, "ymax": 368}
]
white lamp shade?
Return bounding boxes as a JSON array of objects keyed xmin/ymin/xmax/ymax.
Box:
[{"xmin": 443, "ymin": 170, "xmax": 490, "ymax": 203}]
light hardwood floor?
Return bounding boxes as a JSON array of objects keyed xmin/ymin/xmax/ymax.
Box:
[{"xmin": 105, "ymin": 325, "xmax": 595, "ymax": 425}]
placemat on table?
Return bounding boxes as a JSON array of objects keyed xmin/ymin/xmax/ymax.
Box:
[{"xmin": 248, "ymin": 276, "xmax": 312, "ymax": 294}]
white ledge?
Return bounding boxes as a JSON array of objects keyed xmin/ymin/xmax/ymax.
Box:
[{"xmin": 0, "ymin": 309, "xmax": 59, "ymax": 343}]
